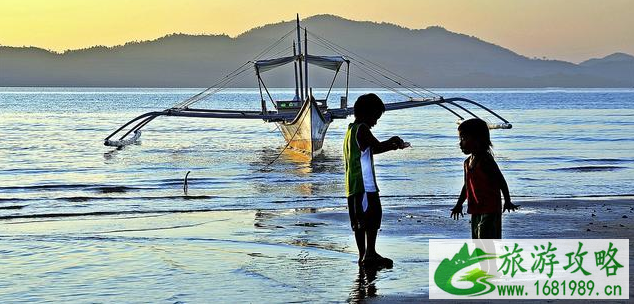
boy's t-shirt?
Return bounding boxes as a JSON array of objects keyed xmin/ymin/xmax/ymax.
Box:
[
  {"xmin": 464, "ymin": 156, "xmax": 502, "ymax": 214},
  {"xmin": 344, "ymin": 123, "xmax": 379, "ymax": 197}
]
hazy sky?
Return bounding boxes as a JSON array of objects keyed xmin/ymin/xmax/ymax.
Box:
[{"xmin": 1, "ymin": 0, "xmax": 632, "ymax": 63}]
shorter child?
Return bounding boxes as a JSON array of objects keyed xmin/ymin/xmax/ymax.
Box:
[{"xmin": 450, "ymin": 118, "xmax": 519, "ymax": 239}]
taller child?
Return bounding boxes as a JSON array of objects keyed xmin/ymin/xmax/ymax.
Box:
[{"xmin": 344, "ymin": 93, "xmax": 409, "ymax": 268}]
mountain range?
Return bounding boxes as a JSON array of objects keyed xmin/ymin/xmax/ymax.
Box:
[{"xmin": 1, "ymin": 15, "xmax": 632, "ymax": 88}]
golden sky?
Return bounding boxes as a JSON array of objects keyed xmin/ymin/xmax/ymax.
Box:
[{"xmin": 1, "ymin": 0, "xmax": 632, "ymax": 62}]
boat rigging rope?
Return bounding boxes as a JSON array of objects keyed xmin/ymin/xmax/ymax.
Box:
[
  {"xmin": 306, "ymin": 30, "xmax": 486, "ymax": 122},
  {"xmin": 311, "ymin": 36, "xmax": 435, "ymax": 101},
  {"xmin": 173, "ymin": 25, "xmax": 444, "ymax": 111},
  {"xmin": 306, "ymin": 29, "xmax": 440, "ymax": 97},
  {"xmin": 305, "ymin": 29, "xmax": 442, "ymax": 99},
  {"xmin": 255, "ymin": 99, "xmax": 311, "ymax": 172},
  {"xmin": 173, "ymin": 63, "xmax": 253, "ymax": 109},
  {"xmin": 173, "ymin": 28, "xmax": 297, "ymax": 109},
  {"xmin": 252, "ymin": 29, "xmax": 296, "ymax": 60},
  {"xmin": 306, "ymin": 40, "xmax": 414, "ymax": 98},
  {"xmin": 307, "ymin": 35, "xmax": 422, "ymax": 99},
  {"xmin": 348, "ymin": 63, "xmax": 413, "ymax": 99}
]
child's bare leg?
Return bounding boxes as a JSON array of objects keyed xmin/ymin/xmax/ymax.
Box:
[
  {"xmin": 362, "ymin": 229, "xmax": 393, "ymax": 268},
  {"xmin": 363, "ymin": 229, "xmax": 378, "ymax": 259},
  {"xmin": 354, "ymin": 230, "xmax": 366, "ymax": 263}
]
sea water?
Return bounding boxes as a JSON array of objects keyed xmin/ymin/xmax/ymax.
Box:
[
  {"xmin": 1, "ymin": 88, "xmax": 633, "ymax": 302},
  {"xmin": 1, "ymin": 88, "xmax": 633, "ymax": 217}
]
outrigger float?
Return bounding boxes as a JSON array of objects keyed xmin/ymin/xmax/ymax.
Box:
[{"xmin": 105, "ymin": 15, "xmax": 511, "ymax": 159}]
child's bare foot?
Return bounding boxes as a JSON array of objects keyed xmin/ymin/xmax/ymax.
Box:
[{"xmin": 361, "ymin": 253, "xmax": 393, "ymax": 269}]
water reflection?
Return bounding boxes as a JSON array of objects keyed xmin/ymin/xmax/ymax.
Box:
[
  {"xmin": 251, "ymin": 146, "xmax": 344, "ymax": 196},
  {"xmin": 348, "ymin": 267, "xmax": 379, "ymax": 303},
  {"xmin": 253, "ymin": 146, "xmax": 343, "ymax": 175},
  {"xmin": 309, "ymin": 152, "xmax": 343, "ymax": 174},
  {"xmin": 103, "ymin": 147, "xmax": 122, "ymax": 160}
]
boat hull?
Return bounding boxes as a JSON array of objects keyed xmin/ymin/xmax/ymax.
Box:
[{"xmin": 276, "ymin": 99, "xmax": 331, "ymax": 158}]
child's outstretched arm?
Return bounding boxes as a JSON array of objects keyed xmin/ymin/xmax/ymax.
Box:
[
  {"xmin": 486, "ymin": 158, "xmax": 520, "ymax": 213},
  {"xmin": 356, "ymin": 124, "xmax": 405, "ymax": 154},
  {"xmin": 501, "ymin": 176, "xmax": 519, "ymax": 212},
  {"xmin": 451, "ymin": 184, "xmax": 466, "ymax": 220},
  {"xmin": 498, "ymin": 170, "xmax": 518, "ymax": 212}
]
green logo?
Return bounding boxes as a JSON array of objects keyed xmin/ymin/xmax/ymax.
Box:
[{"xmin": 434, "ymin": 243, "xmax": 498, "ymax": 296}]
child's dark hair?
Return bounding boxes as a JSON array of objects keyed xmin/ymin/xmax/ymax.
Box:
[
  {"xmin": 458, "ymin": 118, "xmax": 493, "ymax": 155},
  {"xmin": 354, "ymin": 93, "xmax": 385, "ymax": 121}
]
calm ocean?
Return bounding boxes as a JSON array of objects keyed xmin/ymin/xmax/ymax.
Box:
[
  {"xmin": 1, "ymin": 88, "xmax": 633, "ymax": 218},
  {"xmin": 1, "ymin": 88, "xmax": 633, "ymax": 302}
]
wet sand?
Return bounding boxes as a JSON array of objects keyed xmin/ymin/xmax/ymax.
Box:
[
  {"xmin": 1, "ymin": 197, "xmax": 631, "ymax": 303},
  {"xmin": 265, "ymin": 197, "xmax": 634, "ymax": 303},
  {"xmin": 364, "ymin": 197, "xmax": 634, "ymax": 303}
]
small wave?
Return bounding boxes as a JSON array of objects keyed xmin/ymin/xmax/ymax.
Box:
[
  {"xmin": 293, "ymin": 222, "xmax": 326, "ymax": 227},
  {"xmin": 153, "ymin": 177, "xmax": 227, "ymax": 186},
  {"xmin": 572, "ymin": 158, "xmax": 633, "ymax": 163},
  {"xmin": 233, "ymin": 267, "xmax": 297, "ymax": 289},
  {"xmin": 381, "ymin": 194, "xmax": 456, "ymax": 199},
  {"xmin": 566, "ymin": 194, "xmax": 634, "ymax": 198},
  {"xmin": 0, "ymin": 184, "xmax": 87, "ymax": 190},
  {"xmin": 0, "ymin": 168, "xmax": 50, "ymax": 174},
  {"xmin": 513, "ymin": 157, "xmax": 633, "ymax": 165},
  {"xmin": 56, "ymin": 195, "xmax": 215, "ymax": 202},
  {"xmin": 0, "ymin": 198, "xmax": 31, "ymax": 202},
  {"xmin": 0, "ymin": 184, "xmax": 152, "ymax": 192},
  {"xmin": 0, "ymin": 205, "xmax": 27, "ymax": 210},
  {"xmin": 427, "ymin": 134, "xmax": 455, "ymax": 139},
  {"xmin": 0, "ymin": 207, "xmax": 222, "ymax": 221},
  {"xmin": 96, "ymin": 219, "xmax": 220, "ymax": 234},
  {"xmin": 428, "ymin": 157, "xmax": 464, "ymax": 162},
  {"xmin": 90, "ymin": 186, "xmax": 135, "ymax": 193},
  {"xmin": 571, "ymin": 137, "xmax": 633, "ymax": 142},
  {"xmin": 381, "ymin": 177, "xmax": 412, "ymax": 181},
  {"xmin": 549, "ymin": 166, "xmax": 627, "ymax": 172},
  {"xmin": 63, "ymin": 197, "xmax": 92, "ymax": 202}
]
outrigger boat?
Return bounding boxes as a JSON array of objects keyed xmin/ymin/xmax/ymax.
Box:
[{"xmin": 105, "ymin": 15, "xmax": 511, "ymax": 158}]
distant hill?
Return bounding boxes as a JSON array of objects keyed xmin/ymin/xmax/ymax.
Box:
[{"xmin": 1, "ymin": 15, "xmax": 632, "ymax": 88}]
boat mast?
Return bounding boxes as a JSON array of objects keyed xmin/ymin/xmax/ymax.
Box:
[
  {"xmin": 256, "ymin": 66, "xmax": 267, "ymax": 114},
  {"xmin": 296, "ymin": 14, "xmax": 304, "ymax": 101},
  {"xmin": 293, "ymin": 42, "xmax": 299, "ymax": 101},
  {"xmin": 304, "ymin": 28, "xmax": 309, "ymax": 99},
  {"xmin": 345, "ymin": 61, "xmax": 350, "ymax": 108}
]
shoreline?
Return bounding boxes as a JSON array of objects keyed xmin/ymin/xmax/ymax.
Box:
[{"xmin": 1, "ymin": 197, "xmax": 631, "ymax": 303}]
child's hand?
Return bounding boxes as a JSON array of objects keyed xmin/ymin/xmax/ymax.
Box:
[
  {"xmin": 389, "ymin": 136, "xmax": 410, "ymax": 149},
  {"xmin": 388, "ymin": 136, "xmax": 403, "ymax": 149},
  {"xmin": 450, "ymin": 204, "xmax": 463, "ymax": 220},
  {"xmin": 503, "ymin": 202, "xmax": 520, "ymax": 213}
]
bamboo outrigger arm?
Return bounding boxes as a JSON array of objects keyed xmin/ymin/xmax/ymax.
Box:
[
  {"xmin": 104, "ymin": 108, "xmax": 296, "ymax": 147},
  {"xmin": 328, "ymin": 97, "xmax": 513, "ymax": 129},
  {"xmin": 105, "ymin": 97, "xmax": 511, "ymax": 148}
]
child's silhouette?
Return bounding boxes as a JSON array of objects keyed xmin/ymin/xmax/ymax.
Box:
[
  {"xmin": 451, "ymin": 118, "xmax": 519, "ymax": 238},
  {"xmin": 344, "ymin": 93, "xmax": 409, "ymax": 268}
]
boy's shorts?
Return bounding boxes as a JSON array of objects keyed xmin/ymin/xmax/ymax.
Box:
[
  {"xmin": 347, "ymin": 192, "xmax": 382, "ymax": 231},
  {"xmin": 471, "ymin": 213, "xmax": 502, "ymax": 239}
]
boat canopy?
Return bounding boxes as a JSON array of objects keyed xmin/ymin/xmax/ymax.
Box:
[{"xmin": 255, "ymin": 55, "xmax": 347, "ymax": 73}]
